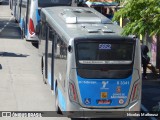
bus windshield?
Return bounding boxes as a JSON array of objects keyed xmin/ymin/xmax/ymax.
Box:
[
  {"xmin": 77, "ymin": 42, "xmax": 134, "ymax": 64},
  {"xmin": 75, "ymin": 40, "xmax": 135, "ymax": 79},
  {"xmin": 38, "ymin": 0, "xmax": 72, "ymax": 7}
]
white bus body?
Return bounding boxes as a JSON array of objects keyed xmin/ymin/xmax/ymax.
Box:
[
  {"xmin": 38, "ymin": 6, "xmax": 142, "ymax": 118},
  {"xmin": 18, "ymin": 0, "xmax": 72, "ymax": 42}
]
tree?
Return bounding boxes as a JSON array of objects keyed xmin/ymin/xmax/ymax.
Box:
[
  {"xmin": 112, "ymin": 0, "xmax": 160, "ymax": 36},
  {"xmin": 115, "ymin": 0, "xmax": 126, "ymax": 5}
]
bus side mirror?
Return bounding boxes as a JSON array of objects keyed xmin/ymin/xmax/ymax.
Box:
[{"xmin": 36, "ymin": 24, "xmax": 40, "ymax": 35}]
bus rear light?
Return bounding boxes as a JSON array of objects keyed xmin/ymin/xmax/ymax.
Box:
[
  {"xmin": 131, "ymin": 82, "xmax": 140, "ymax": 102},
  {"xmin": 29, "ymin": 18, "xmax": 35, "ymax": 35},
  {"xmin": 69, "ymin": 82, "xmax": 78, "ymax": 102}
]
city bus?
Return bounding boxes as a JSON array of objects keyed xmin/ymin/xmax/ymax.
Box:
[
  {"xmin": 38, "ymin": 6, "xmax": 142, "ymax": 118},
  {"xmin": 18, "ymin": 0, "xmax": 72, "ymax": 41},
  {"xmin": 10, "ymin": 0, "xmax": 21, "ymax": 23}
]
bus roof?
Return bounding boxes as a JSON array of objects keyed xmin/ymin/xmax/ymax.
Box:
[{"xmin": 41, "ymin": 6, "xmax": 125, "ymax": 42}]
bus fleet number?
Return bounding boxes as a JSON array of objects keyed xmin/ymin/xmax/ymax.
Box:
[
  {"xmin": 99, "ymin": 44, "xmax": 111, "ymax": 50},
  {"xmin": 117, "ymin": 81, "xmax": 130, "ymax": 85}
]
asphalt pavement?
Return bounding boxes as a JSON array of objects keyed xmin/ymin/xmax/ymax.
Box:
[
  {"xmin": 0, "ymin": 1, "xmax": 69, "ymax": 120},
  {"xmin": 142, "ymin": 73, "xmax": 160, "ymax": 112}
]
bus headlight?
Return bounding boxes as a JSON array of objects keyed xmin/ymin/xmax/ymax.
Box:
[
  {"xmin": 131, "ymin": 81, "xmax": 140, "ymax": 102},
  {"xmin": 69, "ymin": 82, "xmax": 78, "ymax": 103}
]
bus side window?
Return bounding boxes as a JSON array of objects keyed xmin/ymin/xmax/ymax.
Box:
[
  {"xmin": 59, "ymin": 40, "xmax": 67, "ymax": 59},
  {"xmin": 54, "ymin": 37, "xmax": 67, "ymax": 59},
  {"xmin": 54, "ymin": 36, "xmax": 67, "ymax": 88},
  {"xmin": 48, "ymin": 28, "xmax": 53, "ymax": 58},
  {"xmin": 39, "ymin": 21, "xmax": 47, "ymax": 55},
  {"xmin": 39, "ymin": 21, "xmax": 46, "ymax": 42},
  {"xmin": 54, "ymin": 37, "xmax": 60, "ymax": 58}
]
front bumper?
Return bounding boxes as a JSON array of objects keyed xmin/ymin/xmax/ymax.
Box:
[{"xmin": 64, "ymin": 100, "xmax": 141, "ymax": 118}]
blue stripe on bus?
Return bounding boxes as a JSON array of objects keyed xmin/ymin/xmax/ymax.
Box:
[
  {"xmin": 19, "ymin": 18, "xmax": 24, "ymax": 29},
  {"xmin": 58, "ymin": 88, "xmax": 66, "ymax": 111},
  {"xmin": 36, "ymin": 9, "xmax": 40, "ymax": 22},
  {"xmin": 48, "ymin": 73, "xmax": 66, "ymax": 110},
  {"xmin": 77, "ymin": 74, "xmax": 132, "ymax": 107}
]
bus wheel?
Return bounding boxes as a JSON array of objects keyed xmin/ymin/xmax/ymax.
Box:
[
  {"xmin": 41, "ymin": 57, "xmax": 44, "ymax": 74},
  {"xmin": 15, "ymin": 19, "xmax": 18, "ymax": 23},
  {"xmin": 42, "ymin": 57, "xmax": 47, "ymax": 84},
  {"xmin": 32, "ymin": 42, "xmax": 38, "ymax": 49},
  {"xmin": 55, "ymin": 87, "xmax": 62, "ymax": 114},
  {"xmin": 21, "ymin": 28, "xmax": 25, "ymax": 39}
]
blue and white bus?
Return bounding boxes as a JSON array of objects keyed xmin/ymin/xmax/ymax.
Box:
[
  {"xmin": 9, "ymin": 0, "xmax": 20, "ymax": 22},
  {"xmin": 18, "ymin": 0, "xmax": 72, "ymax": 42},
  {"xmin": 38, "ymin": 6, "xmax": 142, "ymax": 118}
]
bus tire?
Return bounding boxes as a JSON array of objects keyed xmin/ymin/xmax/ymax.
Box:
[
  {"xmin": 41, "ymin": 57, "xmax": 47, "ymax": 84},
  {"xmin": 15, "ymin": 19, "xmax": 18, "ymax": 23},
  {"xmin": 41, "ymin": 57, "xmax": 44, "ymax": 74},
  {"xmin": 21, "ymin": 28, "xmax": 25, "ymax": 39},
  {"xmin": 55, "ymin": 87, "xmax": 62, "ymax": 114},
  {"xmin": 32, "ymin": 42, "xmax": 38, "ymax": 49}
]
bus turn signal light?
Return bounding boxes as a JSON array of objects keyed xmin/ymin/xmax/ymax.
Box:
[
  {"xmin": 131, "ymin": 82, "xmax": 140, "ymax": 102},
  {"xmin": 69, "ymin": 82, "xmax": 77, "ymax": 102}
]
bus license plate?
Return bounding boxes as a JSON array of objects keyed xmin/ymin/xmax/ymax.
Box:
[{"xmin": 97, "ymin": 99, "xmax": 111, "ymax": 104}]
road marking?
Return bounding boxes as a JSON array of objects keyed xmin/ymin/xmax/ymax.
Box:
[
  {"xmin": 141, "ymin": 104, "xmax": 158, "ymax": 120},
  {"xmin": 0, "ymin": 17, "xmax": 13, "ymax": 33}
]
